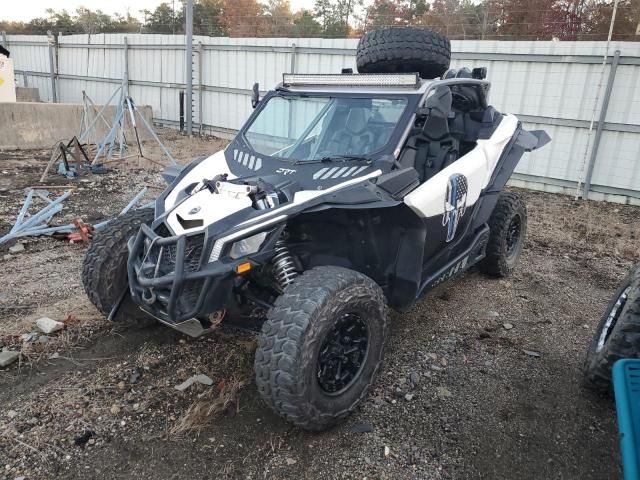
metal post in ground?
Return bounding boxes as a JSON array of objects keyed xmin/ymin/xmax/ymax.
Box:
[
  {"xmin": 582, "ymin": 49, "xmax": 621, "ymax": 200},
  {"xmin": 198, "ymin": 41, "xmax": 204, "ymax": 135},
  {"xmin": 179, "ymin": 91, "xmax": 185, "ymax": 132},
  {"xmin": 185, "ymin": 0, "xmax": 194, "ymax": 136},
  {"xmin": 1, "ymin": 31, "xmax": 7, "ymax": 49},
  {"xmin": 123, "ymin": 36, "xmax": 130, "ymax": 97},
  {"xmin": 47, "ymin": 30, "xmax": 57, "ymax": 103}
]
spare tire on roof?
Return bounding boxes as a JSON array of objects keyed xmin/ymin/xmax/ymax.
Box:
[{"xmin": 356, "ymin": 27, "xmax": 451, "ymax": 80}]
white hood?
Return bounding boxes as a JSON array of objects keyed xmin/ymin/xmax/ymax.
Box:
[
  {"xmin": 164, "ymin": 150, "xmax": 236, "ymax": 211},
  {"xmin": 164, "ymin": 150, "xmax": 245, "ymax": 235}
]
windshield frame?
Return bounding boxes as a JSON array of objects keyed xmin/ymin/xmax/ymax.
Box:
[{"xmin": 237, "ymin": 90, "xmax": 420, "ymax": 164}]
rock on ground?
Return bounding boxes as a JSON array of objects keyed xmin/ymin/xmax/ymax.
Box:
[
  {"xmin": 0, "ymin": 350, "xmax": 20, "ymax": 367},
  {"xmin": 36, "ymin": 317, "xmax": 64, "ymax": 334}
]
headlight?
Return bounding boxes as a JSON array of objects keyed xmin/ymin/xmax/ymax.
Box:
[
  {"xmin": 209, "ymin": 231, "xmax": 268, "ymax": 262},
  {"xmin": 228, "ymin": 232, "xmax": 268, "ymax": 259},
  {"xmin": 208, "ymin": 214, "xmax": 288, "ymax": 263}
]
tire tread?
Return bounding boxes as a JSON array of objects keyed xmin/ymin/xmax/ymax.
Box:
[
  {"xmin": 254, "ymin": 266, "xmax": 388, "ymax": 431},
  {"xmin": 584, "ymin": 265, "xmax": 640, "ymax": 393},
  {"xmin": 81, "ymin": 209, "xmax": 154, "ymax": 323},
  {"xmin": 478, "ymin": 192, "xmax": 527, "ymax": 278},
  {"xmin": 357, "ymin": 27, "xmax": 451, "ymax": 79}
]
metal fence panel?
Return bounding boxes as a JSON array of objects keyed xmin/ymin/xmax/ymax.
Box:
[{"xmin": 3, "ymin": 33, "xmax": 640, "ymax": 202}]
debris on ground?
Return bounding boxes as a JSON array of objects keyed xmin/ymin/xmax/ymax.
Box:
[
  {"xmin": 523, "ymin": 349, "xmax": 542, "ymax": 357},
  {"xmin": 35, "ymin": 317, "xmax": 64, "ymax": 334},
  {"xmin": 503, "ymin": 322, "xmax": 514, "ymax": 330},
  {"xmin": 436, "ymin": 387, "xmax": 452, "ymax": 398},
  {"xmin": 175, "ymin": 374, "xmax": 214, "ymax": 392},
  {"xmin": 20, "ymin": 332, "xmax": 38, "ymax": 343},
  {"xmin": 1, "ymin": 186, "xmax": 150, "ymax": 246},
  {"xmin": 0, "ymin": 189, "xmax": 74, "ymax": 245},
  {"xmin": 8, "ymin": 243, "xmax": 24, "ymax": 253},
  {"xmin": 73, "ymin": 430, "xmax": 94, "ymax": 447},
  {"xmin": 129, "ymin": 368, "xmax": 142, "ymax": 384},
  {"xmin": 41, "ymin": 136, "xmax": 92, "ymax": 181},
  {"xmin": 0, "ymin": 349, "xmax": 20, "ymax": 367},
  {"xmin": 171, "ymin": 375, "xmax": 248, "ymax": 434}
]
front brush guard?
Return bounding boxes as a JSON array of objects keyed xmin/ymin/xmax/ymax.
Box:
[{"xmin": 127, "ymin": 224, "xmax": 230, "ymax": 324}]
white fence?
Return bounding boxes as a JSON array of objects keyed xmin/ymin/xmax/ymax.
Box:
[{"xmin": 3, "ymin": 33, "xmax": 640, "ymax": 204}]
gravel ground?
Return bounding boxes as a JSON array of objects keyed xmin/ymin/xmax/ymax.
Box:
[{"xmin": 0, "ymin": 132, "xmax": 639, "ymax": 479}]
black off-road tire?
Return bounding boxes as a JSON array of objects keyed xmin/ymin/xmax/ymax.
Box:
[
  {"xmin": 356, "ymin": 27, "xmax": 451, "ymax": 79},
  {"xmin": 254, "ymin": 266, "xmax": 389, "ymax": 431},
  {"xmin": 583, "ymin": 265, "xmax": 640, "ymax": 393},
  {"xmin": 82, "ymin": 208, "xmax": 155, "ymax": 327},
  {"xmin": 478, "ymin": 192, "xmax": 527, "ymax": 278}
]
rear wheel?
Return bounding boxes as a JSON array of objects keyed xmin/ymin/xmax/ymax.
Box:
[
  {"xmin": 584, "ymin": 265, "xmax": 640, "ymax": 393},
  {"xmin": 82, "ymin": 208, "xmax": 155, "ymax": 327},
  {"xmin": 254, "ymin": 266, "xmax": 389, "ymax": 431},
  {"xmin": 478, "ymin": 192, "xmax": 527, "ymax": 278},
  {"xmin": 356, "ymin": 27, "xmax": 451, "ymax": 79}
]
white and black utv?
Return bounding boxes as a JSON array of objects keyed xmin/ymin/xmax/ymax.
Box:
[{"xmin": 83, "ymin": 27, "xmax": 550, "ymax": 430}]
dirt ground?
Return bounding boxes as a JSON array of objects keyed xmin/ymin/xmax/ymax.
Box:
[{"xmin": 0, "ymin": 131, "xmax": 639, "ymax": 480}]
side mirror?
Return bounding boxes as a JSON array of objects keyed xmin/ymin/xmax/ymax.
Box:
[{"xmin": 251, "ymin": 82, "xmax": 260, "ymax": 108}]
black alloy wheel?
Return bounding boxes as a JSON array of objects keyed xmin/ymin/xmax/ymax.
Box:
[{"xmin": 317, "ymin": 313, "xmax": 369, "ymax": 395}]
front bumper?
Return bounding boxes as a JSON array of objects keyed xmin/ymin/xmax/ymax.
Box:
[{"xmin": 127, "ymin": 224, "xmax": 236, "ymax": 324}]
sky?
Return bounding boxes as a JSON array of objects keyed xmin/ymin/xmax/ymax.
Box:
[{"xmin": 2, "ymin": 0, "xmax": 318, "ymax": 22}]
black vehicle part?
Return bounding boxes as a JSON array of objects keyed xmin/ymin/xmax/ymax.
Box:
[
  {"xmin": 82, "ymin": 208, "xmax": 156, "ymax": 326},
  {"xmin": 376, "ymin": 168, "xmax": 420, "ymax": 199},
  {"xmin": 399, "ymin": 86, "xmax": 454, "ymax": 181},
  {"xmin": 254, "ymin": 266, "xmax": 388, "ymax": 431},
  {"xmin": 478, "ymin": 192, "xmax": 527, "ymax": 277},
  {"xmin": 443, "ymin": 67, "xmax": 473, "ymax": 79},
  {"xmin": 356, "ymin": 27, "xmax": 451, "ymax": 79},
  {"xmin": 420, "ymin": 225, "xmax": 490, "ymax": 294},
  {"xmin": 129, "ymin": 223, "xmax": 220, "ymax": 323},
  {"xmin": 584, "ymin": 265, "xmax": 640, "ymax": 393},
  {"xmin": 286, "ymin": 205, "xmax": 424, "ymax": 308}
]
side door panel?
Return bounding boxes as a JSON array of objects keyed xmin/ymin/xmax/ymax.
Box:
[{"xmin": 403, "ymin": 114, "xmax": 519, "ymax": 268}]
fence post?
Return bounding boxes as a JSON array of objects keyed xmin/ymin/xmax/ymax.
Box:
[
  {"xmin": 1, "ymin": 31, "xmax": 7, "ymax": 49},
  {"xmin": 582, "ymin": 49, "xmax": 621, "ymax": 199},
  {"xmin": 123, "ymin": 36, "xmax": 129, "ymax": 96},
  {"xmin": 184, "ymin": 0, "xmax": 194, "ymax": 136},
  {"xmin": 198, "ymin": 41, "xmax": 204, "ymax": 135},
  {"xmin": 47, "ymin": 30, "xmax": 57, "ymax": 103},
  {"xmin": 290, "ymin": 42, "xmax": 297, "ymax": 73}
]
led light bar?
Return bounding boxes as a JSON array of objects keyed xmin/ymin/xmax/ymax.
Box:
[{"xmin": 282, "ymin": 73, "xmax": 420, "ymax": 89}]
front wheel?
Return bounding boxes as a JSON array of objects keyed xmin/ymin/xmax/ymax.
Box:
[
  {"xmin": 254, "ymin": 266, "xmax": 389, "ymax": 431},
  {"xmin": 82, "ymin": 208, "xmax": 156, "ymax": 327},
  {"xmin": 478, "ymin": 192, "xmax": 527, "ymax": 278}
]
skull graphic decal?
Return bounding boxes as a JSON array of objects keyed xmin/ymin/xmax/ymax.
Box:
[{"xmin": 442, "ymin": 173, "xmax": 468, "ymax": 242}]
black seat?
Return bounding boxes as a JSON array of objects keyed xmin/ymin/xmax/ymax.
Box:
[
  {"xmin": 399, "ymin": 86, "xmax": 459, "ymax": 183},
  {"xmin": 324, "ymin": 106, "xmax": 376, "ymax": 156},
  {"xmin": 449, "ymin": 106, "xmax": 503, "ymax": 156}
]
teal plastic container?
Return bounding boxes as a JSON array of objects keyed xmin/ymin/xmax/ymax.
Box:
[{"xmin": 613, "ymin": 359, "xmax": 640, "ymax": 480}]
